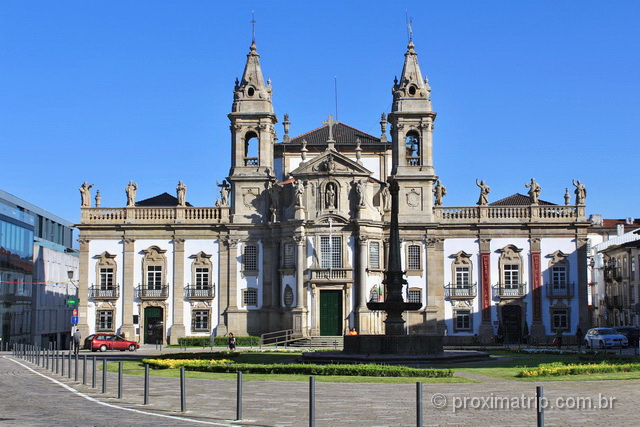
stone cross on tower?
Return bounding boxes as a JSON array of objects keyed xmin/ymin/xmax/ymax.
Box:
[{"xmin": 323, "ymin": 114, "xmax": 338, "ymax": 150}]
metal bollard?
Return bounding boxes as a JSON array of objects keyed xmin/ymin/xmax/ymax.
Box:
[
  {"xmin": 180, "ymin": 367, "xmax": 186, "ymax": 412},
  {"xmin": 55, "ymin": 352, "xmax": 59, "ymax": 374},
  {"xmin": 236, "ymin": 371, "xmax": 243, "ymax": 420},
  {"xmin": 416, "ymin": 382, "xmax": 423, "ymax": 427},
  {"xmin": 61, "ymin": 354, "xmax": 65, "ymax": 377},
  {"xmin": 68, "ymin": 351, "xmax": 71, "ymax": 379},
  {"xmin": 83, "ymin": 355, "xmax": 87, "ymax": 385},
  {"xmin": 92, "ymin": 357, "xmax": 96, "ymax": 388},
  {"xmin": 143, "ymin": 364, "xmax": 149, "ymax": 405},
  {"xmin": 309, "ymin": 376, "xmax": 315, "ymax": 427},
  {"xmin": 45, "ymin": 349, "xmax": 49, "ymax": 370},
  {"xmin": 537, "ymin": 385, "xmax": 544, "ymax": 427},
  {"xmin": 102, "ymin": 359, "xmax": 107, "ymax": 393},
  {"xmin": 118, "ymin": 362, "xmax": 123, "ymax": 399},
  {"xmin": 75, "ymin": 354, "xmax": 79, "ymax": 382}
]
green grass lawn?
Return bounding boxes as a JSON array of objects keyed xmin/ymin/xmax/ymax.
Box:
[
  {"xmin": 104, "ymin": 359, "xmax": 471, "ymax": 384},
  {"xmin": 102, "ymin": 350, "xmax": 640, "ymax": 383}
]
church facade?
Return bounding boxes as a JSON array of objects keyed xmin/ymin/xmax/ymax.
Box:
[{"xmin": 75, "ymin": 39, "xmax": 590, "ymax": 345}]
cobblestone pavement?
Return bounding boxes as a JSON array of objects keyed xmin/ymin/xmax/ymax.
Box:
[{"xmin": 2, "ymin": 350, "xmax": 639, "ymax": 426}]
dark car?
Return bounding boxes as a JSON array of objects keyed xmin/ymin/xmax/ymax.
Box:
[
  {"xmin": 83, "ymin": 333, "xmax": 139, "ymax": 352},
  {"xmin": 613, "ymin": 326, "xmax": 640, "ymax": 347}
]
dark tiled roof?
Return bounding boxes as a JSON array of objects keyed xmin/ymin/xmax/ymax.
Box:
[
  {"xmin": 489, "ymin": 193, "xmax": 556, "ymax": 206},
  {"xmin": 136, "ymin": 192, "xmax": 192, "ymax": 207},
  {"xmin": 287, "ymin": 122, "xmax": 382, "ymax": 145}
]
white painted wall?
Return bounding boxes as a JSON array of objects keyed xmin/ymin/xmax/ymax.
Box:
[
  {"xmin": 183, "ymin": 240, "xmax": 220, "ymax": 335},
  {"xmin": 443, "ymin": 238, "xmax": 481, "ymax": 335},
  {"xmin": 88, "ymin": 240, "xmax": 124, "ymax": 335}
]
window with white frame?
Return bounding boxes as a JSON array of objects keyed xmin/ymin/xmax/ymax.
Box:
[
  {"xmin": 283, "ymin": 243, "xmax": 295, "ymax": 269},
  {"xmin": 455, "ymin": 266, "xmax": 470, "ymax": 287},
  {"xmin": 631, "ymin": 257, "xmax": 636, "ymax": 281},
  {"xmin": 195, "ymin": 267, "xmax": 210, "ymax": 289},
  {"xmin": 147, "ymin": 265, "xmax": 162, "ymax": 289},
  {"xmin": 243, "ymin": 244, "xmax": 258, "ymax": 271},
  {"xmin": 192, "ymin": 310, "xmax": 209, "ymax": 331},
  {"xmin": 503, "ymin": 264, "xmax": 520, "ymax": 288},
  {"xmin": 408, "ymin": 288, "xmax": 421, "ymax": 304},
  {"xmin": 99, "ymin": 268, "xmax": 114, "ymax": 290},
  {"xmin": 243, "ymin": 288, "xmax": 258, "ymax": 306},
  {"xmin": 97, "ymin": 310, "xmax": 113, "ymax": 331},
  {"xmin": 320, "ymin": 236, "xmax": 342, "ymax": 268},
  {"xmin": 369, "ymin": 241, "xmax": 380, "ymax": 269},
  {"xmin": 551, "ymin": 265, "xmax": 567, "ymax": 289},
  {"xmin": 407, "ymin": 244, "xmax": 421, "ymax": 270},
  {"xmin": 551, "ymin": 308, "xmax": 569, "ymax": 330},
  {"xmin": 454, "ymin": 309, "xmax": 472, "ymax": 331}
]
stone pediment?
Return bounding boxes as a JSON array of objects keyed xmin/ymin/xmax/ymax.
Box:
[{"xmin": 290, "ymin": 150, "xmax": 372, "ymax": 178}]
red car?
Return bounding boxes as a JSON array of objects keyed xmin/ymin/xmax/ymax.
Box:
[{"xmin": 84, "ymin": 334, "xmax": 139, "ymax": 352}]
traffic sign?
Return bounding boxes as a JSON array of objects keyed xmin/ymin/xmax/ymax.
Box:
[
  {"xmin": 66, "ymin": 298, "xmax": 79, "ymax": 305},
  {"xmin": 72, "ymin": 308, "xmax": 78, "ymax": 317},
  {"xmin": 71, "ymin": 316, "xmax": 79, "ymax": 324}
]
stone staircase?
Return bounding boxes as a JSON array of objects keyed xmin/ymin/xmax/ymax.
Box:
[{"xmin": 285, "ymin": 336, "xmax": 344, "ymax": 350}]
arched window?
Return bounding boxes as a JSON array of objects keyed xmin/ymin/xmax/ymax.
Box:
[
  {"xmin": 244, "ymin": 131, "xmax": 259, "ymax": 166},
  {"xmin": 405, "ymin": 131, "xmax": 420, "ymax": 166}
]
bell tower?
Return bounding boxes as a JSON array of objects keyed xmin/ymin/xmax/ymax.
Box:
[
  {"xmin": 387, "ymin": 39, "xmax": 437, "ymax": 223},
  {"xmin": 227, "ymin": 39, "xmax": 278, "ymax": 223}
]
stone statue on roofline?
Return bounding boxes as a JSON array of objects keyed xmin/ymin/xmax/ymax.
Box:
[
  {"xmin": 126, "ymin": 181, "xmax": 138, "ymax": 207},
  {"xmin": 572, "ymin": 179, "xmax": 586, "ymax": 205},
  {"xmin": 525, "ymin": 178, "xmax": 541, "ymax": 204},
  {"xmin": 176, "ymin": 181, "xmax": 187, "ymax": 206},
  {"xmin": 216, "ymin": 180, "xmax": 231, "ymax": 206},
  {"xmin": 433, "ymin": 180, "xmax": 447, "ymax": 206},
  {"xmin": 79, "ymin": 182, "xmax": 93, "ymax": 207},
  {"xmin": 476, "ymin": 179, "xmax": 490, "ymax": 206}
]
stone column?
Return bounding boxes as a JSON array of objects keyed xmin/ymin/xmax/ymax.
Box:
[
  {"xmin": 478, "ymin": 238, "xmax": 494, "ymax": 340},
  {"xmin": 425, "ymin": 237, "xmax": 444, "ymax": 334},
  {"xmin": 576, "ymin": 236, "xmax": 590, "ymax": 330},
  {"xmin": 267, "ymin": 239, "xmax": 282, "ymax": 329},
  {"xmin": 77, "ymin": 238, "xmax": 91, "ymax": 339},
  {"xmin": 530, "ymin": 237, "xmax": 545, "ymax": 339},
  {"xmin": 170, "ymin": 238, "xmax": 186, "ymax": 345},
  {"xmin": 225, "ymin": 239, "xmax": 241, "ymax": 335},
  {"xmin": 292, "ymin": 234, "xmax": 308, "ymax": 335},
  {"xmin": 356, "ymin": 235, "xmax": 371, "ymax": 334},
  {"xmin": 216, "ymin": 236, "xmax": 229, "ymax": 336},
  {"xmin": 121, "ymin": 238, "xmax": 136, "ymax": 340}
]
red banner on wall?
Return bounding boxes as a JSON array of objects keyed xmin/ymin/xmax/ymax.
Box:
[
  {"xmin": 532, "ymin": 252, "xmax": 542, "ymax": 321},
  {"xmin": 481, "ymin": 252, "xmax": 491, "ymax": 322}
]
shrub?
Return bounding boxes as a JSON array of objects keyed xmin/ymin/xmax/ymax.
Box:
[
  {"xmin": 517, "ymin": 362, "xmax": 640, "ymax": 378},
  {"xmin": 177, "ymin": 336, "xmax": 260, "ymax": 347},
  {"xmin": 141, "ymin": 359, "xmax": 453, "ymax": 378},
  {"xmin": 152, "ymin": 351, "xmax": 241, "ymax": 360}
]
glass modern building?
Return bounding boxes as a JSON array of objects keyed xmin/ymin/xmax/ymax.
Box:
[{"xmin": 0, "ymin": 189, "xmax": 77, "ymax": 348}]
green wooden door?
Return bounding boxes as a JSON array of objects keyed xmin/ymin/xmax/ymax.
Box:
[
  {"xmin": 144, "ymin": 307, "xmax": 164, "ymax": 344},
  {"xmin": 319, "ymin": 290, "xmax": 342, "ymax": 336}
]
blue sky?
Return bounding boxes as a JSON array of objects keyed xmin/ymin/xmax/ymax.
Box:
[{"xmin": 1, "ymin": 1, "xmax": 638, "ymax": 225}]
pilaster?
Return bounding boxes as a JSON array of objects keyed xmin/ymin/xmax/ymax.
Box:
[
  {"xmin": 478, "ymin": 238, "xmax": 494, "ymax": 340},
  {"xmin": 530, "ymin": 237, "xmax": 545, "ymax": 339},
  {"xmin": 356, "ymin": 235, "xmax": 371, "ymax": 334},
  {"xmin": 292, "ymin": 234, "xmax": 308, "ymax": 336},
  {"xmin": 170, "ymin": 237, "xmax": 186, "ymax": 344},
  {"xmin": 77, "ymin": 238, "xmax": 91, "ymax": 339},
  {"xmin": 425, "ymin": 237, "xmax": 444, "ymax": 334},
  {"xmin": 121, "ymin": 237, "xmax": 136, "ymax": 340}
]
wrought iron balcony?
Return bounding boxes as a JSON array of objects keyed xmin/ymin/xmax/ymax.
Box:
[
  {"xmin": 184, "ymin": 285, "xmax": 215, "ymax": 299},
  {"xmin": 88, "ymin": 285, "xmax": 120, "ymax": 299},
  {"xmin": 494, "ymin": 283, "xmax": 527, "ymax": 298},
  {"xmin": 545, "ymin": 282, "xmax": 575, "ymax": 298},
  {"xmin": 135, "ymin": 285, "xmax": 169, "ymax": 300},
  {"xmin": 445, "ymin": 283, "xmax": 477, "ymax": 299}
]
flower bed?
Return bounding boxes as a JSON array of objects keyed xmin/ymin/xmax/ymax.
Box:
[
  {"xmin": 517, "ymin": 362, "xmax": 640, "ymax": 378},
  {"xmin": 141, "ymin": 358, "xmax": 453, "ymax": 378},
  {"xmin": 142, "ymin": 358, "xmax": 234, "ymax": 369}
]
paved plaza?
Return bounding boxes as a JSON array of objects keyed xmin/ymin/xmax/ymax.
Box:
[{"xmin": 1, "ymin": 348, "xmax": 639, "ymax": 426}]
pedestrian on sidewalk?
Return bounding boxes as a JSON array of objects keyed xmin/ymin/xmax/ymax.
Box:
[
  {"xmin": 73, "ymin": 329, "xmax": 82, "ymax": 355},
  {"xmin": 228, "ymin": 333, "xmax": 236, "ymax": 351},
  {"xmin": 575, "ymin": 327, "xmax": 583, "ymax": 352}
]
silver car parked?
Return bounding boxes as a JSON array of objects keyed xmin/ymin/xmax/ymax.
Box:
[{"xmin": 584, "ymin": 328, "xmax": 628, "ymax": 349}]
